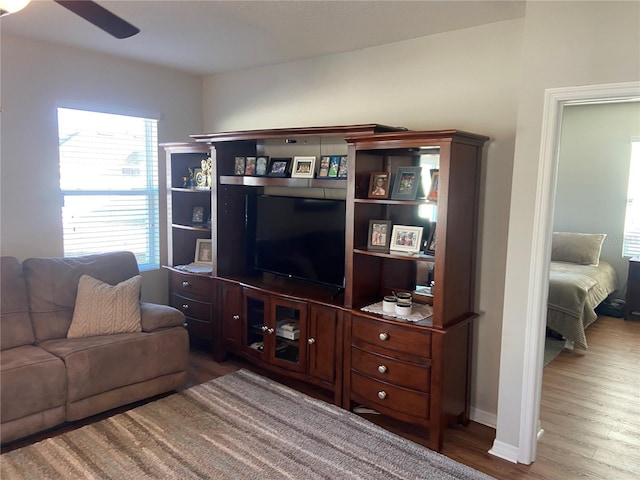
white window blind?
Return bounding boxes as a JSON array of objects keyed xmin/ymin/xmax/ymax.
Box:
[
  {"xmin": 623, "ymin": 141, "xmax": 640, "ymax": 258},
  {"xmin": 58, "ymin": 108, "xmax": 159, "ymax": 270}
]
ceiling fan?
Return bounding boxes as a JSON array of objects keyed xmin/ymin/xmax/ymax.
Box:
[{"xmin": 0, "ymin": 0, "xmax": 140, "ymax": 39}]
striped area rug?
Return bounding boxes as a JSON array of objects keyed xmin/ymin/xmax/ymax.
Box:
[{"xmin": 1, "ymin": 370, "xmax": 495, "ymax": 479}]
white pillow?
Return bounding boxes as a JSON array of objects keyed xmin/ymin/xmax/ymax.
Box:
[
  {"xmin": 67, "ymin": 274, "xmax": 142, "ymax": 338},
  {"xmin": 551, "ymin": 232, "xmax": 606, "ymax": 266}
]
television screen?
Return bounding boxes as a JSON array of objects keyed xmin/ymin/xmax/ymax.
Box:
[{"xmin": 247, "ymin": 194, "xmax": 346, "ymax": 289}]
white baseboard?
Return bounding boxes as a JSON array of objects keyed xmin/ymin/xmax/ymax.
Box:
[
  {"xmin": 488, "ymin": 439, "xmax": 519, "ymax": 464},
  {"xmin": 470, "ymin": 407, "xmax": 497, "ymax": 429}
]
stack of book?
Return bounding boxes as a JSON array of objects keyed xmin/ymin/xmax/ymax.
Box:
[{"xmin": 276, "ymin": 319, "xmax": 300, "ymax": 340}]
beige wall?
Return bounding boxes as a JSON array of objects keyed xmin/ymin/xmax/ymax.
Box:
[
  {"xmin": 498, "ymin": 0, "xmax": 640, "ymax": 459},
  {"xmin": 0, "ymin": 35, "xmax": 204, "ymax": 303},
  {"xmin": 202, "ymin": 18, "xmax": 524, "ymax": 425},
  {"xmin": 554, "ymin": 102, "xmax": 640, "ymax": 288}
]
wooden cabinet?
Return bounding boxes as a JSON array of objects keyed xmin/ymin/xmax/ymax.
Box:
[
  {"xmin": 218, "ymin": 278, "xmax": 242, "ymax": 351},
  {"xmin": 182, "ymin": 125, "xmax": 486, "ymax": 449},
  {"xmin": 625, "ymin": 256, "xmax": 640, "ymax": 320},
  {"xmin": 168, "ymin": 270, "xmax": 215, "ymax": 350}
]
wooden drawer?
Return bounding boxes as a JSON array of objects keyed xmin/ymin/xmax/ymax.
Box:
[
  {"xmin": 351, "ymin": 315, "xmax": 431, "ymax": 359},
  {"xmin": 184, "ymin": 317, "xmax": 213, "ymax": 342},
  {"xmin": 171, "ymin": 293, "xmax": 212, "ymax": 322},
  {"xmin": 351, "ymin": 346, "xmax": 429, "ymax": 392},
  {"xmin": 170, "ymin": 271, "xmax": 212, "ymax": 301},
  {"xmin": 350, "ymin": 371, "xmax": 429, "ymax": 420}
]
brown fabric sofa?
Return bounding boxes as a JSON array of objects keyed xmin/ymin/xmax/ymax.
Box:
[{"xmin": 0, "ymin": 252, "xmax": 189, "ymax": 445}]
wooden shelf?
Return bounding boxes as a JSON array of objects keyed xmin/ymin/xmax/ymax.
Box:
[
  {"xmin": 220, "ymin": 175, "xmax": 346, "ymax": 189},
  {"xmin": 172, "ymin": 223, "xmax": 211, "ymax": 232},
  {"xmin": 354, "ymin": 198, "xmax": 435, "ymax": 206},
  {"xmin": 353, "ymin": 248, "xmax": 435, "ymax": 262},
  {"xmin": 171, "ymin": 187, "xmax": 211, "ymax": 193}
]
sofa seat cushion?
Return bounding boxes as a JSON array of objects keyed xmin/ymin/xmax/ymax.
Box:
[
  {"xmin": 0, "ymin": 345, "xmax": 67, "ymax": 423},
  {"xmin": 67, "ymin": 274, "xmax": 142, "ymax": 338},
  {"xmin": 39, "ymin": 328, "xmax": 188, "ymax": 403}
]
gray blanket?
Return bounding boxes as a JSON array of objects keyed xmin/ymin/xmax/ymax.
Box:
[{"xmin": 547, "ymin": 261, "xmax": 617, "ymax": 349}]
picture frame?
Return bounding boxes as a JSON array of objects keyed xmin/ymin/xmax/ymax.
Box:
[
  {"xmin": 234, "ymin": 157, "xmax": 246, "ymax": 175},
  {"xmin": 337, "ymin": 155, "xmax": 348, "ymax": 178},
  {"xmin": 390, "ymin": 225, "xmax": 423, "ymax": 254},
  {"xmin": 368, "ymin": 172, "xmax": 390, "ymax": 199},
  {"xmin": 317, "ymin": 156, "xmax": 331, "ymax": 178},
  {"xmin": 390, "ymin": 166, "xmax": 422, "ymax": 200},
  {"xmin": 267, "ymin": 157, "xmax": 292, "ymax": 177},
  {"xmin": 425, "ymin": 222, "xmax": 436, "ymax": 254},
  {"xmin": 427, "ymin": 169, "xmax": 439, "ymax": 201},
  {"xmin": 194, "ymin": 238, "xmax": 213, "ymax": 265},
  {"xmin": 291, "ymin": 156, "xmax": 316, "ymax": 178},
  {"xmin": 327, "ymin": 156, "xmax": 341, "ymax": 178},
  {"xmin": 244, "ymin": 156, "xmax": 257, "ymax": 176},
  {"xmin": 367, "ymin": 220, "xmax": 392, "ymax": 252},
  {"xmin": 256, "ymin": 156, "xmax": 269, "ymax": 176},
  {"xmin": 191, "ymin": 206, "xmax": 204, "ymax": 224}
]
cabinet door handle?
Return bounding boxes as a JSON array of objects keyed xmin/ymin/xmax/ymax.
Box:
[
  {"xmin": 378, "ymin": 391, "xmax": 387, "ymax": 400},
  {"xmin": 378, "ymin": 332, "xmax": 389, "ymax": 341},
  {"xmin": 267, "ymin": 327, "xmax": 275, "ymax": 334},
  {"xmin": 261, "ymin": 325, "xmax": 268, "ymax": 332},
  {"xmin": 182, "ymin": 304, "xmax": 189, "ymax": 310},
  {"xmin": 232, "ymin": 315, "xmax": 240, "ymax": 321},
  {"xmin": 182, "ymin": 281, "xmax": 190, "ymax": 288},
  {"xmin": 377, "ymin": 365, "xmax": 387, "ymax": 374},
  {"xmin": 307, "ymin": 337, "xmax": 315, "ymax": 345}
]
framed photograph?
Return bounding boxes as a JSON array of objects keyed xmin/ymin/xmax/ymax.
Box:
[
  {"xmin": 244, "ymin": 156, "xmax": 257, "ymax": 176},
  {"xmin": 425, "ymin": 222, "xmax": 437, "ymax": 254},
  {"xmin": 291, "ymin": 156, "xmax": 316, "ymax": 178},
  {"xmin": 337, "ymin": 156, "xmax": 348, "ymax": 178},
  {"xmin": 267, "ymin": 157, "xmax": 292, "ymax": 177},
  {"xmin": 191, "ymin": 206, "xmax": 204, "ymax": 224},
  {"xmin": 256, "ymin": 156, "xmax": 269, "ymax": 176},
  {"xmin": 427, "ymin": 169, "xmax": 439, "ymax": 201},
  {"xmin": 390, "ymin": 225, "xmax": 423, "ymax": 254},
  {"xmin": 194, "ymin": 239, "xmax": 213, "ymax": 264},
  {"xmin": 327, "ymin": 156, "xmax": 341, "ymax": 177},
  {"xmin": 390, "ymin": 166, "xmax": 422, "ymax": 200},
  {"xmin": 367, "ymin": 220, "xmax": 392, "ymax": 252},
  {"xmin": 368, "ymin": 172, "xmax": 390, "ymax": 199},
  {"xmin": 234, "ymin": 157, "xmax": 246, "ymax": 175},
  {"xmin": 317, "ymin": 156, "xmax": 331, "ymax": 178}
]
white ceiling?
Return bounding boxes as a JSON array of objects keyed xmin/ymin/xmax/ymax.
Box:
[{"xmin": 1, "ymin": 0, "xmax": 526, "ymax": 75}]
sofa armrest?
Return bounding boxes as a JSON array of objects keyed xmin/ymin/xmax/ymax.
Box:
[{"xmin": 140, "ymin": 302, "xmax": 186, "ymax": 332}]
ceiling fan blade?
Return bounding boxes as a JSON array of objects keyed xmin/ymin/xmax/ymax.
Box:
[{"xmin": 54, "ymin": 1, "xmax": 139, "ymax": 39}]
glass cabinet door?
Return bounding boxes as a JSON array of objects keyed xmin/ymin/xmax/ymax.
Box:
[
  {"xmin": 243, "ymin": 290, "xmax": 268, "ymax": 359},
  {"xmin": 271, "ymin": 299, "xmax": 307, "ymax": 372}
]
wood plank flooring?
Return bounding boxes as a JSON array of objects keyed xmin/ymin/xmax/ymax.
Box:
[{"xmin": 3, "ymin": 316, "xmax": 638, "ymax": 480}]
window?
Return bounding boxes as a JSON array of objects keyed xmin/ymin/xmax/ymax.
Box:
[
  {"xmin": 57, "ymin": 108, "xmax": 159, "ymax": 270},
  {"xmin": 623, "ymin": 141, "xmax": 640, "ymax": 257}
]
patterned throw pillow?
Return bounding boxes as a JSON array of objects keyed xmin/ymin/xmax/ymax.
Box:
[{"xmin": 67, "ymin": 274, "xmax": 142, "ymax": 338}]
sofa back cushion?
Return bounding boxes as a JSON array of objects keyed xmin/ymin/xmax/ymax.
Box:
[
  {"xmin": 1, "ymin": 256, "xmax": 35, "ymax": 350},
  {"xmin": 23, "ymin": 252, "xmax": 140, "ymax": 342}
]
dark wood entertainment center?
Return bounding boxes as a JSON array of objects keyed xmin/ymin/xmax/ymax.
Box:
[{"xmin": 163, "ymin": 124, "xmax": 488, "ymax": 451}]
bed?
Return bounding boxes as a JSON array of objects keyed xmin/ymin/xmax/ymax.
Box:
[{"xmin": 547, "ymin": 232, "xmax": 618, "ymax": 349}]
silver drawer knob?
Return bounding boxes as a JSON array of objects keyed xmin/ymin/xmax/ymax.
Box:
[
  {"xmin": 232, "ymin": 315, "xmax": 240, "ymax": 321},
  {"xmin": 261, "ymin": 325, "xmax": 268, "ymax": 332},
  {"xmin": 182, "ymin": 281, "xmax": 190, "ymax": 287},
  {"xmin": 379, "ymin": 332, "xmax": 389, "ymax": 341},
  {"xmin": 308, "ymin": 338, "xmax": 316, "ymax": 344},
  {"xmin": 182, "ymin": 304, "xmax": 189, "ymax": 310},
  {"xmin": 267, "ymin": 327, "xmax": 275, "ymax": 334},
  {"xmin": 378, "ymin": 391, "xmax": 387, "ymax": 400},
  {"xmin": 378, "ymin": 365, "xmax": 387, "ymax": 374}
]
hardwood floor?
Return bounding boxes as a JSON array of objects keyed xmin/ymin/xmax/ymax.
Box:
[{"xmin": 3, "ymin": 316, "xmax": 638, "ymax": 479}]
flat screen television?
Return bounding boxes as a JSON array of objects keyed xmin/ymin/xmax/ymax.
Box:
[{"xmin": 246, "ymin": 194, "xmax": 346, "ymax": 289}]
